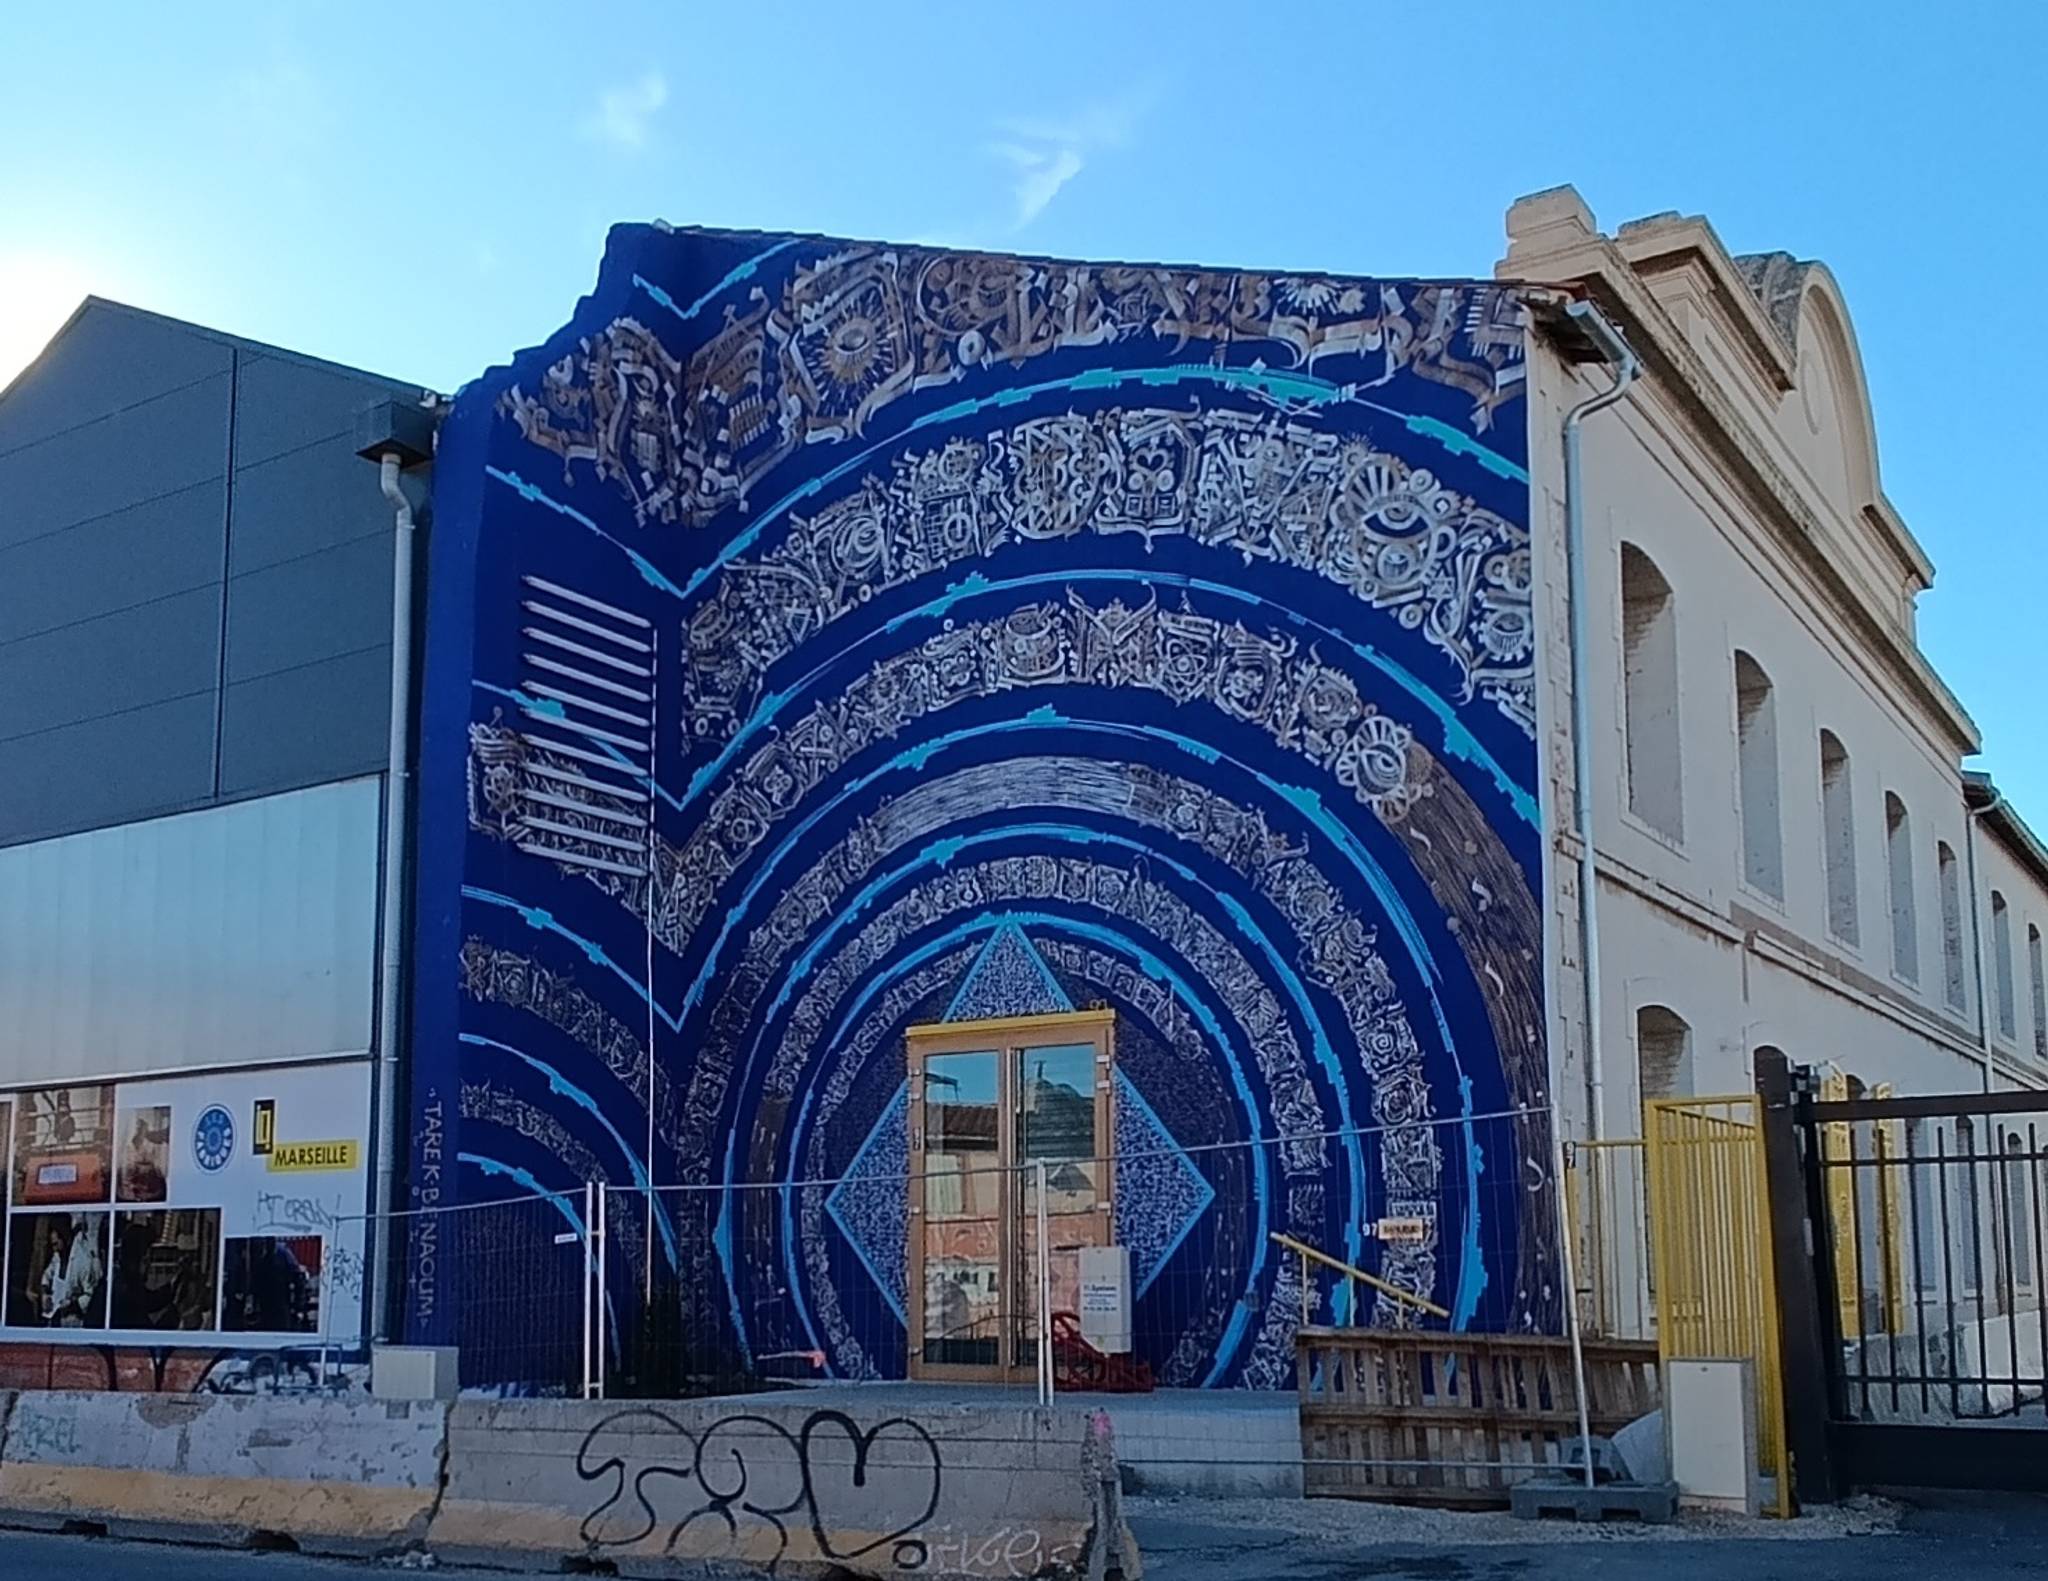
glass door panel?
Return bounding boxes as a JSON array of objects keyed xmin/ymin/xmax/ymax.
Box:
[
  {"xmin": 1015, "ymin": 1042, "xmax": 1106, "ymax": 1368},
  {"xmin": 920, "ymin": 1050, "xmax": 1002, "ymax": 1368}
]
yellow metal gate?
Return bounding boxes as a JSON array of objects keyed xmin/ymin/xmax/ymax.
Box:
[{"xmin": 1644, "ymin": 1095, "xmax": 1790, "ymax": 1513}]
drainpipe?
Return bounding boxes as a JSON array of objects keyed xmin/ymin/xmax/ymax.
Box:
[
  {"xmin": 371, "ymin": 450, "xmax": 417, "ymax": 1342},
  {"xmin": 1965, "ymin": 785, "xmax": 2004, "ymax": 1093},
  {"xmin": 1559, "ymin": 300, "xmax": 1639, "ymax": 1142}
]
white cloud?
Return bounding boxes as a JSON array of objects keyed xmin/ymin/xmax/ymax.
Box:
[
  {"xmin": 990, "ymin": 143, "xmax": 1086, "ymax": 229},
  {"xmin": 998, "ymin": 97, "xmax": 1149, "ymax": 154},
  {"xmin": 984, "ymin": 84, "xmax": 1159, "ymax": 231},
  {"xmin": 581, "ymin": 71, "xmax": 668, "ymax": 153}
]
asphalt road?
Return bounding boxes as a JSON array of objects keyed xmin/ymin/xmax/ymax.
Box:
[
  {"xmin": 2, "ymin": 1493, "xmax": 2045, "ymax": 1580},
  {"xmin": 0, "ymin": 1531, "xmax": 495, "ymax": 1579}
]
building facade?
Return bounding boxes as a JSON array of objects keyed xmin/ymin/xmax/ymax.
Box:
[
  {"xmin": 1502, "ymin": 187, "xmax": 2048, "ymax": 1144},
  {"xmin": 4, "ymin": 189, "xmax": 2043, "ymax": 1396},
  {"xmin": 405, "ymin": 226, "xmax": 1555, "ymax": 1388},
  {"xmin": 0, "ymin": 300, "xmax": 431, "ymax": 1388}
]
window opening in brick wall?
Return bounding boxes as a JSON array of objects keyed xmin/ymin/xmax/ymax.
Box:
[
  {"xmin": 1939, "ymin": 841, "xmax": 1966, "ymax": 1011},
  {"xmin": 1992, "ymin": 891, "xmax": 2017, "ymax": 1041},
  {"xmin": 1621, "ymin": 544, "xmax": 1683, "ymax": 842},
  {"xmin": 1820, "ymin": 730, "xmax": 1858, "ymax": 946},
  {"xmin": 1734, "ymin": 651, "xmax": 1783, "ymax": 898},
  {"xmin": 1885, "ymin": 793, "xmax": 1917, "ymax": 981},
  {"xmin": 2028, "ymin": 923, "xmax": 2046, "ymax": 1061},
  {"xmin": 1635, "ymin": 1004, "xmax": 1693, "ymax": 1107}
]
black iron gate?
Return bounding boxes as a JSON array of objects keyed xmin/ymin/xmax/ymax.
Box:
[{"xmin": 1773, "ymin": 1062, "xmax": 2048, "ymax": 1494}]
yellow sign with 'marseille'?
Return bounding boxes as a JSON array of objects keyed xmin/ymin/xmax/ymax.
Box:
[{"xmin": 266, "ymin": 1139, "xmax": 360, "ymax": 1173}]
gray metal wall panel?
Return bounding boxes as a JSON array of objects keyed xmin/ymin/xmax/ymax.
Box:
[
  {"xmin": 0, "ymin": 305, "xmax": 411, "ymax": 846},
  {"xmin": 224, "ymin": 531, "xmax": 392, "ymax": 683},
  {"xmin": 218, "ymin": 644, "xmax": 391, "ymax": 798},
  {"xmin": 0, "ymin": 585, "xmax": 222, "ymax": 742},
  {"xmin": 0, "ymin": 306, "xmax": 232, "ymax": 456},
  {"xmin": 0, "ymin": 694, "xmax": 219, "ymax": 847},
  {"xmin": 0, "ymin": 777, "xmax": 380, "ymax": 1085},
  {"xmin": 0, "ymin": 373, "xmax": 229, "ymax": 550},
  {"xmin": 0, "ymin": 477, "xmax": 225, "ymax": 642},
  {"xmin": 230, "ymin": 442, "xmax": 393, "ymax": 578},
  {"xmin": 233, "ymin": 351, "xmax": 408, "ymax": 470}
]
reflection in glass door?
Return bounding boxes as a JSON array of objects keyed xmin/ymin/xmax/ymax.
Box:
[
  {"xmin": 918, "ymin": 1049, "xmax": 1002, "ymax": 1368},
  {"xmin": 1015, "ymin": 1042, "xmax": 1105, "ymax": 1372},
  {"xmin": 906, "ymin": 1011, "xmax": 1114, "ymax": 1382}
]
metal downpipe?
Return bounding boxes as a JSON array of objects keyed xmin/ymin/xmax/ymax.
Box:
[
  {"xmin": 370, "ymin": 450, "xmax": 416, "ymax": 1343},
  {"xmin": 1965, "ymin": 785, "xmax": 2005, "ymax": 1092},
  {"xmin": 1559, "ymin": 300, "xmax": 1639, "ymax": 1145}
]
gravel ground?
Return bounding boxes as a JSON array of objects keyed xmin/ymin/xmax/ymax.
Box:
[
  {"xmin": 1128, "ymin": 1490, "xmax": 2048, "ymax": 1581},
  {"xmin": 1127, "ymin": 1490, "xmax": 1904, "ymax": 1546}
]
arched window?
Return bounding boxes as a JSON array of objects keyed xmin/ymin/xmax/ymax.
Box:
[
  {"xmin": 1820, "ymin": 731, "xmax": 1858, "ymax": 945},
  {"xmin": 1938, "ymin": 842, "xmax": 1966, "ymax": 1011},
  {"xmin": 1621, "ymin": 544, "xmax": 1683, "ymax": 842},
  {"xmin": 1734, "ymin": 652, "xmax": 1782, "ymax": 898},
  {"xmin": 1992, "ymin": 891, "xmax": 2016, "ymax": 1041},
  {"xmin": 1636, "ymin": 1004, "xmax": 1694, "ymax": 1105},
  {"xmin": 2029, "ymin": 923, "xmax": 2046, "ymax": 1061},
  {"xmin": 1884, "ymin": 793, "xmax": 1917, "ymax": 981}
]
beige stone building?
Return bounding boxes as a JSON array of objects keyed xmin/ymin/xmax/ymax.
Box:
[{"xmin": 1504, "ymin": 185, "xmax": 2048, "ymax": 1145}]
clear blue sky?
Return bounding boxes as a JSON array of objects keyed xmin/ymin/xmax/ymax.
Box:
[{"xmin": 3, "ymin": 1, "xmax": 2040, "ymax": 823}]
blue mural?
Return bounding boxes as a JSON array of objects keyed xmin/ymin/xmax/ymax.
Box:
[{"xmin": 408, "ymin": 227, "xmax": 1556, "ymax": 1388}]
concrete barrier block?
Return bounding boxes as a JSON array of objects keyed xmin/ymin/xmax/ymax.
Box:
[
  {"xmin": 0, "ymin": 1390, "xmax": 447, "ymax": 1558},
  {"xmin": 430, "ymin": 1394, "xmax": 1137, "ymax": 1579}
]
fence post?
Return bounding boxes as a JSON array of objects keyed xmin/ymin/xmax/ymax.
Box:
[
  {"xmin": 1035, "ymin": 1159, "xmax": 1051, "ymax": 1407},
  {"xmin": 1755, "ymin": 1047, "xmax": 1837, "ymax": 1505},
  {"xmin": 595, "ymin": 1186, "xmax": 608, "ymax": 1400},
  {"xmin": 318, "ymin": 1224, "xmax": 337, "ymax": 1390},
  {"xmin": 583, "ymin": 1181, "xmax": 596, "ymax": 1400},
  {"xmin": 1549, "ymin": 1117, "xmax": 1597, "ymax": 1490}
]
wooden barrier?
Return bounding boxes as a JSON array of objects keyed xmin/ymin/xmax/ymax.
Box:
[{"xmin": 1295, "ymin": 1328, "xmax": 1659, "ymax": 1507}]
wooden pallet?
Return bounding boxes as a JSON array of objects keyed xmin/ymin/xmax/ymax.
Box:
[{"xmin": 1296, "ymin": 1327, "xmax": 1659, "ymax": 1507}]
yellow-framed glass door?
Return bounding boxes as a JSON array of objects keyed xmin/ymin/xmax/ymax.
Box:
[{"xmin": 906, "ymin": 1010, "xmax": 1114, "ymax": 1382}]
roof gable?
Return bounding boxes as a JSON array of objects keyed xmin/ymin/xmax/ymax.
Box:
[{"xmin": 0, "ymin": 297, "xmax": 432, "ymax": 458}]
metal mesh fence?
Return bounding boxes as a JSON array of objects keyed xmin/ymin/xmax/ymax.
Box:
[
  {"xmin": 582, "ymin": 1106, "xmax": 1555, "ymax": 1402},
  {"xmin": 334, "ymin": 1190, "xmax": 597, "ymax": 1396},
  {"xmin": 1566, "ymin": 1136, "xmax": 1652, "ymax": 1340},
  {"xmin": 356, "ymin": 1106, "xmax": 1562, "ymax": 1419}
]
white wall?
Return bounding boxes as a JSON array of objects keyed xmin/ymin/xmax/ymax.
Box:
[
  {"xmin": 1510, "ymin": 194, "xmax": 2048, "ymax": 1139},
  {"xmin": 0, "ymin": 777, "xmax": 381, "ymax": 1085},
  {"xmin": 1976, "ymin": 821, "xmax": 2048, "ymax": 1078}
]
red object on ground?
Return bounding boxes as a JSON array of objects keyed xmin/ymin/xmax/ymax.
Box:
[{"xmin": 1049, "ymin": 1311, "xmax": 1154, "ymax": 1393}]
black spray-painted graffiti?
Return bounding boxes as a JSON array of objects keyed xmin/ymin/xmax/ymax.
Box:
[
  {"xmin": 252, "ymin": 1189, "xmax": 367, "ymax": 1303},
  {"xmin": 196, "ymin": 1349, "xmax": 361, "ymax": 1396},
  {"xmin": 576, "ymin": 1407, "xmax": 942, "ymax": 1572}
]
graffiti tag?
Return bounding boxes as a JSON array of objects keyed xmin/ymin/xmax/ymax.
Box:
[
  {"xmin": 10, "ymin": 1407, "xmax": 78, "ymax": 1458},
  {"xmin": 576, "ymin": 1407, "xmax": 942, "ymax": 1572}
]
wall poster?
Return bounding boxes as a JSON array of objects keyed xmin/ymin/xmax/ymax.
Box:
[{"xmin": 0, "ymin": 1061, "xmax": 371, "ymax": 1346}]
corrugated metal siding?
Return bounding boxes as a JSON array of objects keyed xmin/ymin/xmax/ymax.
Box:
[{"xmin": 0, "ymin": 777, "xmax": 379, "ymax": 1084}]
